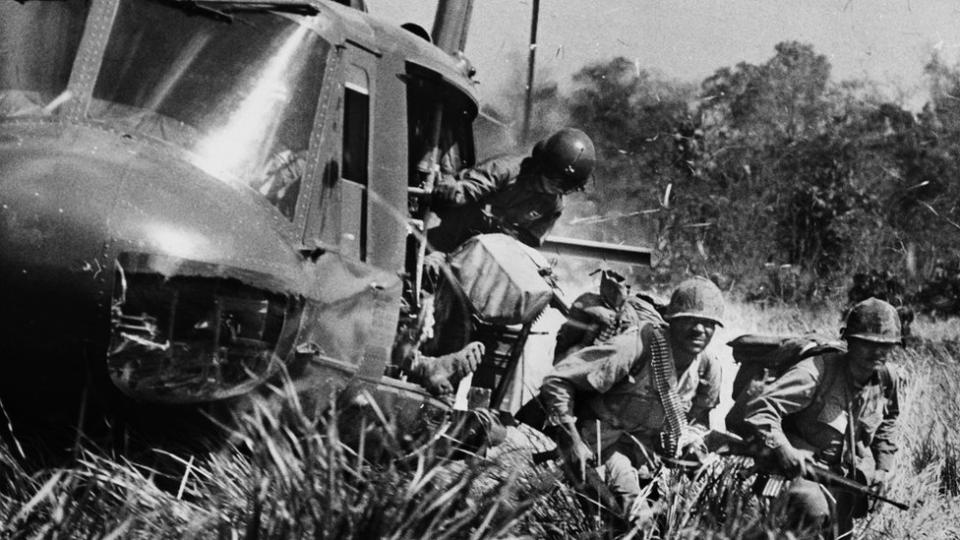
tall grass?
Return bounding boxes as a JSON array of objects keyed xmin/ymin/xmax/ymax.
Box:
[{"xmin": 0, "ymin": 302, "xmax": 957, "ymax": 539}]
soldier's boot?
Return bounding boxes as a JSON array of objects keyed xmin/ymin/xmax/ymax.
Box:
[{"xmin": 410, "ymin": 341, "xmax": 485, "ymax": 396}]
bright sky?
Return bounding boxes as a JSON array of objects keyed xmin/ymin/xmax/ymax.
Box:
[{"xmin": 367, "ymin": 0, "xmax": 960, "ymax": 112}]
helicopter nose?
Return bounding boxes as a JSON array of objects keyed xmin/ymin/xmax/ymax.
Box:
[
  {"xmin": 0, "ymin": 145, "xmax": 122, "ymax": 420},
  {"xmin": 0, "ymin": 147, "xmax": 121, "ymax": 323}
]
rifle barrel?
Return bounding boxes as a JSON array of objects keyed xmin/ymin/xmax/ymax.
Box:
[{"xmin": 806, "ymin": 463, "xmax": 909, "ymax": 511}]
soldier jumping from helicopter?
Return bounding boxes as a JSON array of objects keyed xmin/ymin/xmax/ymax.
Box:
[
  {"xmin": 406, "ymin": 128, "xmax": 598, "ymax": 397},
  {"xmin": 427, "ymin": 127, "xmax": 597, "ymax": 252}
]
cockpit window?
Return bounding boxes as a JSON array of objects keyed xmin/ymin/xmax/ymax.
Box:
[
  {"xmin": 0, "ymin": 0, "xmax": 90, "ymax": 117},
  {"xmin": 91, "ymin": 0, "xmax": 330, "ymax": 220}
]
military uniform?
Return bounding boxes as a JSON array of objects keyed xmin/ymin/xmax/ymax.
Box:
[
  {"xmin": 541, "ymin": 324, "xmax": 722, "ymax": 509},
  {"xmin": 428, "ymin": 154, "xmax": 563, "ymax": 252},
  {"xmin": 741, "ymin": 351, "xmax": 900, "ymax": 535}
]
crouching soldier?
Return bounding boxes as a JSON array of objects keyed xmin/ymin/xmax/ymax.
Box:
[
  {"xmin": 736, "ymin": 298, "xmax": 902, "ymax": 538},
  {"xmin": 540, "ymin": 277, "xmax": 725, "ymax": 518}
]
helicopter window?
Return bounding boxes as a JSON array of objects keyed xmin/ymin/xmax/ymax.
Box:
[
  {"xmin": 90, "ymin": 0, "xmax": 329, "ymax": 220},
  {"xmin": 0, "ymin": 0, "xmax": 89, "ymax": 118},
  {"xmin": 342, "ymin": 66, "xmax": 370, "ymax": 183},
  {"xmin": 404, "ymin": 68, "xmax": 476, "ymax": 188},
  {"xmin": 340, "ymin": 65, "xmax": 370, "ymax": 261}
]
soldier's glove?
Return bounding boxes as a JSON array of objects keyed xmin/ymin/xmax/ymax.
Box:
[
  {"xmin": 432, "ymin": 177, "xmax": 463, "ymax": 205},
  {"xmin": 772, "ymin": 442, "xmax": 808, "ymax": 478}
]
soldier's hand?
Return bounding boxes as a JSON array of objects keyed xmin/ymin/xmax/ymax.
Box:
[
  {"xmin": 869, "ymin": 468, "xmax": 892, "ymax": 512},
  {"xmin": 678, "ymin": 428, "xmax": 707, "ymax": 462},
  {"xmin": 582, "ymin": 305, "xmax": 617, "ymax": 327},
  {"xmin": 773, "ymin": 443, "xmax": 808, "ymax": 478},
  {"xmin": 432, "ymin": 177, "xmax": 462, "ymax": 205},
  {"xmin": 566, "ymin": 440, "xmax": 595, "ymax": 474},
  {"xmin": 453, "ymin": 341, "xmax": 485, "ymax": 378},
  {"xmin": 870, "ymin": 469, "xmax": 891, "ymax": 493},
  {"xmin": 553, "ymin": 425, "xmax": 595, "ymax": 473}
]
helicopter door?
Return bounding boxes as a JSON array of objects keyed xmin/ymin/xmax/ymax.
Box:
[{"xmin": 339, "ymin": 62, "xmax": 371, "ymax": 261}]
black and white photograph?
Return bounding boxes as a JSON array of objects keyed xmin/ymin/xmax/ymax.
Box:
[{"xmin": 1, "ymin": 0, "xmax": 958, "ymax": 537}]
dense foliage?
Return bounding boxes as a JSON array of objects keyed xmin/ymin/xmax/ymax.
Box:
[{"xmin": 531, "ymin": 43, "xmax": 960, "ymax": 306}]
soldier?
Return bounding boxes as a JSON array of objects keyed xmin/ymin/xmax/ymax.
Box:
[
  {"xmin": 738, "ymin": 297, "xmax": 901, "ymax": 537},
  {"xmin": 408, "ymin": 128, "xmax": 595, "ymax": 398},
  {"xmin": 540, "ymin": 277, "xmax": 725, "ymax": 516},
  {"xmin": 427, "ymin": 127, "xmax": 596, "ymax": 252}
]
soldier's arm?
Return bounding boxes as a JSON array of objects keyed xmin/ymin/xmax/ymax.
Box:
[
  {"xmin": 688, "ymin": 353, "xmax": 722, "ymax": 431},
  {"xmin": 872, "ymin": 366, "xmax": 901, "ymax": 472},
  {"xmin": 541, "ymin": 327, "xmax": 647, "ymax": 426},
  {"xmin": 741, "ymin": 361, "xmax": 820, "ymax": 450},
  {"xmin": 433, "ymin": 155, "xmax": 522, "ymax": 206}
]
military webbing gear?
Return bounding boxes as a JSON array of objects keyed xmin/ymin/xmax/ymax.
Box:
[
  {"xmin": 595, "ymin": 316, "xmax": 621, "ymax": 343},
  {"xmin": 650, "ymin": 327, "xmax": 685, "ymax": 457},
  {"xmin": 662, "ymin": 276, "xmax": 725, "ymax": 327},
  {"xmin": 842, "ymin": 297, "xmax": 902, "ymax": 344}
]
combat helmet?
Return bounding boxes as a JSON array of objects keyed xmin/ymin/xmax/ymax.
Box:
[
  {"xmin": 534, "ymin": 128, "xmax": 596, "ymax": 192},
  {"xmin": 841, "ymin": 297, "xmax": 902, "ymax": 344},
  {"xmin": 662, "ymin": 276, "xmax": 725, "ymax": 327}
]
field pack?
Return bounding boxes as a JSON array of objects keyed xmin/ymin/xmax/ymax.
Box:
[
  {"xmin": 513, "ymin": 290, "xmax": 668, "ymax": 429},
  {"xmin": 724, "ymin": 333, "xmax": 847, "ymax": 437}
]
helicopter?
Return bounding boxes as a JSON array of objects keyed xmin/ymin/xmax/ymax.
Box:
[{"xmin": 0, "ymin": 0, "xmax": 651, "ymax": 458}]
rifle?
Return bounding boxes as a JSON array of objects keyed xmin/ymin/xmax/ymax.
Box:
[{"xmin": 704, "ymin": 430, "xmax": 909, "ymax": 511}]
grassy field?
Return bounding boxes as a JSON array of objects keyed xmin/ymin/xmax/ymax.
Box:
[{"xmin": 0, "ymin": 300, "xmax": 957, "ymax": 539}]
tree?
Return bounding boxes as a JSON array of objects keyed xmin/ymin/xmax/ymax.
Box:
[{"xmin": 558, "ymin": 43, "xmax": 960, "ymax": 302}]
